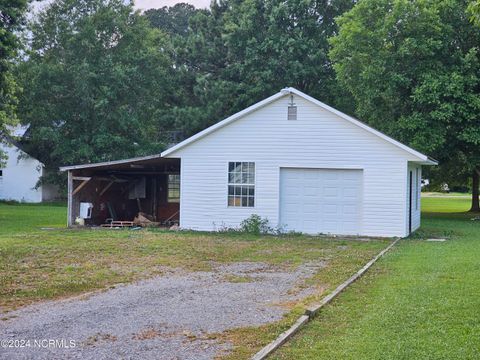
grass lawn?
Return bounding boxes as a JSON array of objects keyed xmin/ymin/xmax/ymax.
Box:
[
  {"xmin": 272, "ymin": 195, "xmax": 480, "ymax": 360},
  {"xmin": 0, "ymin": 202, "xmax": 391, "ymax": 358}
]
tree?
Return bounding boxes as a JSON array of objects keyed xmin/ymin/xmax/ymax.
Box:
[
  {"xmin": 158, "ymin": 0, "xmax": 356, "ymax": 138},
  {"xmin": 221, "ymin": 0, "xmax": 356, "ymax": 109},
  {"xmin": 330, "ymin": 0, "xmax": 480, "ymax": 211},
  {"xmin": 468, "ymin": 0, "xmax": 480, "ymax": 25},
  {"xmin": 17, "ymin": 0, "xmax": 175, "ymax": 186},
  {"xmin": 144, "ymin": 3, "xmax": 206, "ymax": 37},
  {"xmin": 0, "ymin": 0, "xmax": 29, "ymax": 164}
]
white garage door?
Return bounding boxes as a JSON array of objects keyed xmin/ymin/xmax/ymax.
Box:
[{"xmin": 279, "ymin": 168, "xmax": 362, "ymax": 235}]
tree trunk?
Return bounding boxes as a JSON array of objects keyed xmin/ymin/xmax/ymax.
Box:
[{"xmin": 471, "ymin": 168, "xmax": 480, "ymax": 212}]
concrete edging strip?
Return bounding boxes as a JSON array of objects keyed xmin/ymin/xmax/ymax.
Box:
[
  {"xmin": 251, "ymin": 237, "xmax": 401, "ymax": 360},
  {"xmin": 251, "ymin": 315, "xmax": 310, "ymax": 360}
]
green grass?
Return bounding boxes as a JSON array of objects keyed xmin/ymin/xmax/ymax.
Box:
[
  {"xmin": 0, "ymin": 201, "xmax": 67, "ymax": 232},
  {"xmin": 421, "ymin": 195, "xmax": 471, "ymax": 213},
  {"xmin": 422, "ymin": 191, "xmax": 471, "ymax": 197},
  {"xmin": 272, "ymin": 195, "xmax": 480, "ymax": 360}
]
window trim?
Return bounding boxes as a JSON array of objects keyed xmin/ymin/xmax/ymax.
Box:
[
  {"xmin": 287, "ymin": 105, "xmax": 297, "ymax": 120},
  {"xmin": 226, "ymin": 161, "xmax": 256, "ymax": 208}
]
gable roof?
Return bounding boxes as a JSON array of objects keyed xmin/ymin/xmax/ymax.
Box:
[
  {"xmin": 161, "ymin": 87, "xmax": 437, "ymax": 165},
  {"xmin": 0, "ymin": 125, "xmax": 44, "ymax": 165}
]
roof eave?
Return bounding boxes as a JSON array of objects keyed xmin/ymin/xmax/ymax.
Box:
[{"xmin": 59, "ymin": 153, "xmax": 164, "ymax": 172}]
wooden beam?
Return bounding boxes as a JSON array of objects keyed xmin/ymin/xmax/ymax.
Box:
[
  {"xmin": 73, "ymin": 175, "xmax": 127, "ymax": 183},
  {"xmin": 164, "ymin": 210, "xmax": 179, "ymax": 223},
  {"xmin": 67, "ymin": 171, "xmax": 73, "ymax": 227},
  {"xmin": 99, "ymin": 181, "xmax": 114, "ymax": 196},
  {"xmin": 72, "ymin": 178, "xmax": 91, "ymax": 196},
  {"xmin": 72, "ymin": 176, "xmax": 91, "ymax": 181},
  {"xmin": 106, "ymin": 171, "xmax": 178, "ymax": 175}
]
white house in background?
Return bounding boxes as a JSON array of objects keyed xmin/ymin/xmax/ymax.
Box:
[
  {"xmin": 161, "ymin": 87, "xmax": 436, "ymax": 237},
  {"xmin": 0, "ymin": 126, "xmax": 58, "ymax": 203},
  {"xmin": 61, "ymin": 88, "xmax": 436, "ymax": 237}
]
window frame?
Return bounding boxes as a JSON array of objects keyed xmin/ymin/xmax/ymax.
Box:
[
  {"xmin": 287, "ymin": 105, "xmax": 297, "ymax": 120},
  {"xmin": 227, "ymin": 162, "xmax": 256, "ymax": 208},
  {"xmin": 167, "ymin": 173, "xmax": 180, "ymax": 203}
]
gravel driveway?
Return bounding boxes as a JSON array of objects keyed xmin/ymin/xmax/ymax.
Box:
[{"xmin": 0, "ymin": 261, "xmax": 325, "ymax": 360}]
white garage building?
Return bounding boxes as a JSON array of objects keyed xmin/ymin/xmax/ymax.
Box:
[{"xmin": 161, "ymin": 87, "xmax": 436, "ymax": 237}]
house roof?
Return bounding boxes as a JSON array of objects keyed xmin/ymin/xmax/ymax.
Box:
[
  {"xmin": 161, "ymin": 87, "xmax": 437, "ymax": 165},
  {"xmin": 0, "ymin": 125, "xmax": 45, "ymax": 166}
]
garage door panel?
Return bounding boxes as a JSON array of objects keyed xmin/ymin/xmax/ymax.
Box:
[
  {"xmin": 325, "ymin": 172, "xmax": 339, "ymax": 180},
  {"xmin": 342, "ymin": 204, "xmax": 358, "ymax": 215},
  {"xmin": 303, "ymin": 204, "xmax": 318, "ymax": 214},
  {"xmin": 343, "ymin": 188, "xmax": 358, "ymax": 198},
  {"xmin": 304, "ymin": 187, "xmax": 319, "ymax": 196},
  {"xmin": 280, "ymin": 168, "xmax": 362, "ymax": 235},
  {"xmin": 324, "ymin": 204, "xmax": 338, "ymax": 215},
  {"xmin": 324, "ymin": 187, "xmax": 338, "ymax": 197}
]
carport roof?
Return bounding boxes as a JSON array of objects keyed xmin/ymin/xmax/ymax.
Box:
[{"xmin": 59, "ymin": 154, "xmax": 167, "ymax": 172}]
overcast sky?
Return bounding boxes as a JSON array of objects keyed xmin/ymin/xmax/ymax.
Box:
[
  {"xmin": 32, "ymin": 0, "xmax": 211, "ymax": 13},
  {"xmin": 135, "ymin": 0, "xmax": 210, "ymax": 9}
]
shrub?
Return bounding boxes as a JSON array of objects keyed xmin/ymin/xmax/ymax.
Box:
[{"xmin": 239, "ymin": 214, "xmax": 272, "ymax": 235}]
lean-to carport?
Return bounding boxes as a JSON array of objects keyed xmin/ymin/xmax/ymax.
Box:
[{"xmin": 59, "ymin": 155, "xmax": 180, "ymax": 227}]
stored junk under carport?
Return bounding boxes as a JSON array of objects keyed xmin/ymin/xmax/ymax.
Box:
[{"xmin": 59, "ymin": 155, "xmax": 180, "ymax": 228}]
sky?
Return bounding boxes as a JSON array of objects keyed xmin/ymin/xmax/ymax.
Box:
[
  {"xmin": 134, "ymin": 0, "xmax": 210, "ymax": 9},
  {"xmin": 32, "ymin": 0, "xmax": 211, "ymax": 13}
]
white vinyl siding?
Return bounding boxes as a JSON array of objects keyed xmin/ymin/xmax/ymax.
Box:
[
  {"xmin": 0, "ymin": 143, "xmax": 44, "ymax": 203},
  {"xmin": 171, "ymin": 95, "xmax": 423, "ymax": 237}
]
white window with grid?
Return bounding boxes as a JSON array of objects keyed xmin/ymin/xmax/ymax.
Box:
[
  {"xmin": 228, "ymin": 162, "xmax": 255, "ymax": 207},
  {"xmin": 168, "ymin": 174, "xmax": 180, "ymax": 203}
]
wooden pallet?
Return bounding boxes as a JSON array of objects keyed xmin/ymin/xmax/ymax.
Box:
[{"xmin": 100, "ymin": 221, "xmax": 135, "ymax": 228}]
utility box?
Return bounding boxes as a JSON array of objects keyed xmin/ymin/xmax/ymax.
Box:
[{"xmin": 79, "ymin": 202, "xmax": 93, "ymax": 219}]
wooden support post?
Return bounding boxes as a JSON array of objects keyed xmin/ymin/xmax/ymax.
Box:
[
  {"xmin": 73, "ymin": 178, "xmax": 91, "ymax": 196},
  {"xmin": 152, "ymin": 178, "xmax": 157, "ymax": 221},
  {"xmin": 67, "ymin": 171, "xmax": 73, "ymax": 227}
]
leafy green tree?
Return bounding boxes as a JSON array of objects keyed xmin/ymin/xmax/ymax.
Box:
[
  {"xmin": 0, "ymin": 0, "xmax": 29, "ymax": 164},
  {"xmin": 222, "ymin": 0, "xmax": 356, "ymax": 109},
  {"xmin": 163, "ymin": 0, "xmax": 356, "ymax": 137},
  {"xmin": 18, "ymin": 0, "xmax": 174, "ymax": 186},
  {"xmin": 144, "ymin": 3, "xmax": 206, "ymax": 37},
  {"xmin": 330, "ymin": 0, "xmax": 480, "ymax": 211},
  {"xmin": 468, "ymin": 0, "xmax": 480, "ymax": 25}
]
